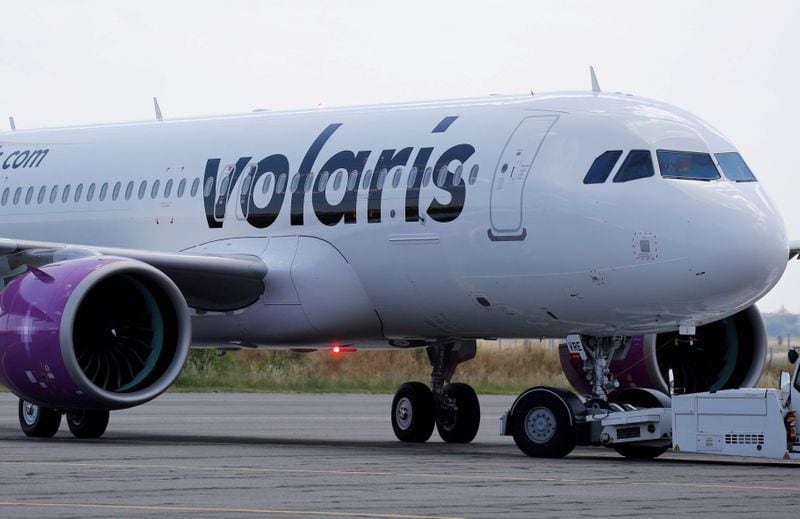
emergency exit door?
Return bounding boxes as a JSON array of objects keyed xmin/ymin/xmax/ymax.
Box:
[{"xmin": 488, "ymin": 116, "xmax": 558, "ymax": 241}]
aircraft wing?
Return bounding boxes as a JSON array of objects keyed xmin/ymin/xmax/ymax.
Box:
[
  {"xmin": 0, "ymin": 237, "xmax": 267, "ymax": 312},
  {"xmin": 790, "ymin": 240, "xmax": 800, "ymax": 260}
]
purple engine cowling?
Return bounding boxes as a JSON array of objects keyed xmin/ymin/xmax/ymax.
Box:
[
  {"xmin": 0, "ymin": 255, "xmax": 191, "ymax": 410},
  {"xmin": 559, "ymin": 306, "xmax": 768, "ymax": 395}
]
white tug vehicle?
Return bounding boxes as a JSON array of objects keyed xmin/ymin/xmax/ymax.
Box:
[{"xmin": 501, "ymin": 337, "xmax": 800, "ymax": 461}]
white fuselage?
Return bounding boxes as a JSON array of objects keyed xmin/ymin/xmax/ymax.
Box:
[{"xmin": 0, "ymin": 92, "xmax": 788, "ymax": 348}]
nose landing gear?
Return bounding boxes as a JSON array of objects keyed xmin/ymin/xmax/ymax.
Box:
[{"xmin": 390, "ymin": 340, "xmax": 480, "ymax": 444}]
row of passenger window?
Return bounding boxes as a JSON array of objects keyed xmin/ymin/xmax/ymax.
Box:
[
  {"xmin": 583, "ymin": 150, "xmax": 757, "ymax": 184},
  {"xmin": 0, "ymin": 178, "xmax": 201, "ymax": 207},
  {"xmin": 213, "ymin": 164, "xmax": 481, "ymax": 198}
]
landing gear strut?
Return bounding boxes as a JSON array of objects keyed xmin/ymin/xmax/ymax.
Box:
[{"xmin": 391, "ymin": 340, "xmax": 480, "ymax": 444}]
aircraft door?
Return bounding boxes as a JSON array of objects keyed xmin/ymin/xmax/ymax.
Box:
[
  {"xmin": 488, "ymin": 116, "xmax": 558, "ymax": 241},
  {"xmin": 213, "ymin": 164, "xmax": 235, "ymax": 223}
]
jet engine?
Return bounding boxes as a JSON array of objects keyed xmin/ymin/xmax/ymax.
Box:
[
  {"xmin": 559, "ymin": 306, "xmax": 767, "ymax": 395},
  {"xmin": 0, "ymin": 254, "xmax": 190, "ymax": 410}
]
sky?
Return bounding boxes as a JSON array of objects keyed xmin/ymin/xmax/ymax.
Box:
[{"xmin": 0, "ymin": 1, "xmax": 798, "ymax": 312}]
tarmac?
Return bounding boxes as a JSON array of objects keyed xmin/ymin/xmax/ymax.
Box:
[{"xmin": 0, "ymin": 392, "xmax": 797, "ymax": 518}]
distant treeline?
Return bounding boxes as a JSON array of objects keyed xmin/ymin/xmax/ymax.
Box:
[{"xmin": 762, "ymin": 310, "xmax": 800, "ymax": 339}]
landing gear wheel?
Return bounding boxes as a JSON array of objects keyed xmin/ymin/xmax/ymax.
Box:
[
  {"xmin": 66, "ymin": 409, "xmax": 110, "ymax": 439},
  {"xmin": 611, "ymin": 388, "xmax": 670, "ymax": 459},
  {"xmin": 511, "ymin": 391, "xmax": 575, "ymax": 458},
  {"xmin": 436, "ymin": 383, "xmax": 480, "ymax": 443},
  {"xmin": 18, "ymin": 399, "xmax": 61, "ymax": 438},
  {"xmin": 391, "ymin": 382, "xmax": 435, "ymax": 443}
]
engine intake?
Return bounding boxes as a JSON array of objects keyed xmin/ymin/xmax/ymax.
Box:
[
  {"xmin": 559, "ymin": 306, "xmax": 767, "ymax": 395},
  {"xmin": 0, "ymin": 255, "xmax": 191, "ymax": 409}
]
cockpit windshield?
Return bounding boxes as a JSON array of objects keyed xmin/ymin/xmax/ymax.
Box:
[
  {"xmin": 715, "ymin": 152, "xmax": 757, "ymax": 182},
  {"xmin": 657, "ymin": 150, "xmax": 720, "ymax": 181}
]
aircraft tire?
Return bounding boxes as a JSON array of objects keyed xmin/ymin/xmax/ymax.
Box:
[
  {"xmin": 66, "ymin": 409, "xmax": 110, "ymax": 439},
  {"xmin": 18, "ymin": 399, "xmax": 61, "ymax": 438},
  {"xmin": 612, "ymin": 443, "xmax": 669, "ymax": 459},
  {"xmin": 391, "ymin": 382, "xmax": 435, "ymax": 442},
  {"xmin": 511, "ymin": 390, "xmax": 576, "ymax": 458},
  {"xmin": 436, "ymin": 383, "xmax": 480, "ymax": 443}
]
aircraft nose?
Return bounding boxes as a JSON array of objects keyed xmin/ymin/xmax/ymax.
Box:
[{"xmin": 685, "ymin": 182, "xmax": 787, "ymax": 311}]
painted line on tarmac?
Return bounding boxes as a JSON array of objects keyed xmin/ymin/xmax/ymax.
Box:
[
  {"xmin": 1, "ymin": 460, "xmax": 796, "ymax": 493},
  {"xmin": 110, "ymin": 416, "xmax": 385, "ymax": 422},
  {"xmin": 0, "ymin": 501, "xmax": 463, "ymax": 519}
]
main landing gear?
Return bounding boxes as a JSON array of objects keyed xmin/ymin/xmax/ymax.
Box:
[
  {"xmin": 18, "ymin": 399, "xmax": 110, "ymax": 439},
  {"xmin": 391, "ymin": 340, "xmax": 481, "ymax": 444}
]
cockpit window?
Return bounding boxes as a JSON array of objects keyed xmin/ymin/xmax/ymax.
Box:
[
  {"xmin": 583, "ymin": 150, "xmax": 622, "ymax": 184},
  {"xmin": 657, "ymin": 150, "xmax": 720, "ymax": 181},
  {"xmin": 715, "ymin": 152, "xmax": 757, "ymax": 182},
  {"xmin": 613, "ymin": 150, "xmax": 654, "ymax": 183}
]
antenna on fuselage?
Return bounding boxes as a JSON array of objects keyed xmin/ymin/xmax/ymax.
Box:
[
  {"xmin": 153, "ymin": 97, "xmax": 164, "ymax": 122},
  {"xmin": 8, "ymin": 117, "xmax": 16, "ymax": 131},
  {"xmin": 589, "ymin": 66, "xmax": 601, "ymax": 94}
]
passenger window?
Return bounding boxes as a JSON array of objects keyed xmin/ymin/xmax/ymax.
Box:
[
  {"xmin": 377, "ymin": 169, "xmax": 388, "ymax": 189},
  {"xmin": 453, "ymin": 165, "xmax": 464, "ymax": 185},
  {"xmin": 62, "ymin": 185, "xmax": 71, "ymax": 203},
  {"xmin": 318, "ymin": 171, "xmax": 330, "ymax": 192},
  {"xmin": 392, "ymin": 168, "xmax": 402, "ymax": 188},
  {"xmin": 436, "ymin": 166, "xmax": 448, "ymax": 186},
  {"xmin": 304, "ymin": 172, "xmax": 315, "ymax": 192},
  {"xmin": 49, "ymin": 186, "xmax": 58, "ymax": 204},
  {"xmin": 407, "ymin": 167, "xmax": 418, "ymax": 188},
  {"xmin": 468, "ymin": 164, "xmax": 479, "ymax": 185},
  {"xmin": 37, "ymin": 186, "xmax": 46, "ymax": 204},
  {"xmin": 1, "ymin": 188, "xmax": 9, "ymax": 206},
  {"xmin": 275, "ymin": 174, "xmax": 286, "ymax": 194},
  {"xmin": 164, "ymin": 179, "xmax": 172, "ymax": 198},
  {"xmin": 319, "ymin": 171, "xmax": 331, "ymax": 193},
  {"xmin": 151, "ymin": 179, "xmax": 161, "ymax": 199},
  {"xmin": 613, "ymin": 150, "xmax": 654, "ymax": 183},
  {"xmin": 191, "ymin": 178, "xmax": 200, "ymax": 197},
  {"xmin": 112, "ymin": 182, "xmax": 121, "ymax": 201},
  {"xmin": 261, "ymin": 174, "xmax": 273, "ymax": 194},
  {"xmin": 176, "ymin": 179, "xmax": 186, "ymax": 198},
  {"xmin": 715, "ymin": 152, "xmax": 757, "ymax": 182},
  {"xmin": 99, "ymin": 183, "xmax": 108, "ymax": 201},
  {"xmin": 334, "ymin": 170, "xmax": 344, "ymax": 190},
  {"xmin": 241, "ymin": 174, "xmax": 252, "ymax": 196},
  {"xmin": 203, "ymin": 177, "xmax": 214, "ymax": 197},
  {"xmin": 74, "ymin": 184, "xmax": 83, "ymax": 203},
  {"xmin": 423, "ymin": 167, "xmax": 432, "ymax": 187},
  {"xmin": 25, "ymin": 187, "xmax": 34, "ymax": 205},
  {"xmin": 347, "ymin": 170, "xmax": 358, "ymax": 191},
  {"xmin": 658, "ymin": 150, "xmax": 720, "ymax": 181},
  {"xmin": 584, "ymin": 150, "xmax": 623, "ymax": 184},
  {"xmin": 13, "ymin": 187, "xmax": 21, "ymax": 205},
  {"xmin": 137, "ymin": 180, "xmax": 147, "ymax": 199},
  {"xmin": 86, "ymin": 183, "xmax": 95, "ymax": 202},
  {"xmin": 362, "ymin": 169, "xmax": 373, "ymax": 190},
  {"xmin": 125, "ymin": 181, "xmax": 134, "ymax": 200}
]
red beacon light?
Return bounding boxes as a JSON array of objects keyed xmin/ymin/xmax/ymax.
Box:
[{"xmin": 329, "ymin": 345, "xmax": 357, "ymax": 354}]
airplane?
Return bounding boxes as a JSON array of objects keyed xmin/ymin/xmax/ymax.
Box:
[{"xmin": 0, "ymin": 70, "xmax": 793, "ymax": 458}]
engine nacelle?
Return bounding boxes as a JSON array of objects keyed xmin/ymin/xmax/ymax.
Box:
[
  {"xmin": 559, "ymin": 306, "xmax": 767, "ymax": 395},
  {"xmin": 0, "ymin": 255, "xmax": 191, "ymax": 410}
]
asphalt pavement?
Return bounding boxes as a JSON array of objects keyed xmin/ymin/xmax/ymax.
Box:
[{"xmin": 0, "ymin": 392, "xmax": 797, "ymax": 518}]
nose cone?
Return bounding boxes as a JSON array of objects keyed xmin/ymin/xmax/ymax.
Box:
[{"xmin": 682, "ymin": 181, "xmax": 787, "ymax": 316}]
